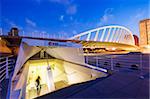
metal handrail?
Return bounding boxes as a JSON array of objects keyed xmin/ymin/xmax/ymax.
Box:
[
  {"xmin": 86, "ymin": 54, "xmax": 149, "ymax": 73},
  {"xmin": 0, "ymin": 55, "xmax": 15, "ymax": 84},
  {"xmin": 0, "ymin": 71, "xmax": 6, "ymax": 79},
  {"xmin": 0, "ymin": 55, "xmax": 14, "ymax": 60},
  {"xmin": 0, "ymin": 67, "xmax": 6, "ymax": 74},
  {"xmin": 0, "ymin": 64, "xmax": 7, "ymax": 70},
  {"xmin": 0, "ymin": 60, "xmax": 14, "ymax": 69},
  {"xmin": 0, "ymin": 61, "xmax": 6, "ymax": 65},
  {"xmin": 0, "ymin": 72, "xmax": 6, "ymax": 82}
]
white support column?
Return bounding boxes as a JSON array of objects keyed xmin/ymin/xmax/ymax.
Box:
[
  {"xmin": 111, "ymin": 56, "xmax": 114, "ymax": 70},
  {"xmin": 96, "ymin": 56, "xmax": 98, "ymax": 67},
  {"xmin": 109, "ymin": 28, "xmax": 116, "ymax": 42},
  {"xmin": 86, "ymin": 56, "xmax": 88, "ymax": 64},
  {"xmin": 105, "ymin": 28, "xmax": 112, "ymax": 42},
  {"xmin": 94, "ymin": 30, "xmax": 99, "ymax": 41},
  {"xmin": 47, "ymin": 60, "xmax": 55, "ymax": 92},
  {"xmin": 118, "ymin": 29, "xmax": 123, "ymax": 43},
  {"xmin": 119, "ymin": 29, "xmax": 125, "ymax": 43},
  {"xmin": 6, "ymin": 57, "xmax": 9, "ymax": 79},
  {"xmin": 100, "ymin": 28, "xmax": 106, "ymax": 41},
  {"xmin": 122, "ymin": 31, "xmax": 127, "ymax": 44},
  {"xmin": 114, "ymin": 28, "xmax": 121, "ymax": 42},
  {"xmin": 140, "ymin": 54, "xmax": 144, "ymax": 78},
  {"xmin": 113, "ymin": 28, "xmax": 119, "ymax": 42},
  {"xmin": 86, "ymin": 32, "xmax": 91, "ymax": 41}
]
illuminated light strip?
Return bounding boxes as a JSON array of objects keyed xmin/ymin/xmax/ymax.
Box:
[
  {"xmin": 95, "ymin": 67, "xmax": 107, "ymax": 72},
  {"xmin": 100, "ymin": 28, "xmax": 106, "ymax": 41},
  {"xmin": 86, "ymin": 64, "xmax": 107, "ymax": 73},
  {"xmin": 105, "ymin": 28, "xmax": 112, "ymax": 42}
]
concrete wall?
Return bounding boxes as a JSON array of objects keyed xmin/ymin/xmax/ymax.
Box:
[{"xmin": 46, "ymin": 47, "xmax": 85, "ymax": 65}]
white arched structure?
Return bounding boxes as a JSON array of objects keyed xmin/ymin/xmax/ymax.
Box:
[{"xmin": 70, "ymin": 25, "xmax": 135, "ymax": 45}]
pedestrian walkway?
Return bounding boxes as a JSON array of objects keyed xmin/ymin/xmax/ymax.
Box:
[
  {"xmin": 38, "ymin": 68, "xmax": 149, "ymax": 99},
  {"xmin": 26, "ymin": 84, "xmax": 48, "ymax": 99}
]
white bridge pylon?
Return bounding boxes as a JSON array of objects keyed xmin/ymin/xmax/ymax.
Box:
[{"xmin": 70, "ymin": 25, "xmax": 135, "ymax": 45}]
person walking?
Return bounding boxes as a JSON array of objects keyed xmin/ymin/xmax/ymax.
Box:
[{"xmin": 36, "ymin": 76, "xmax": 41, "ymax": 95}]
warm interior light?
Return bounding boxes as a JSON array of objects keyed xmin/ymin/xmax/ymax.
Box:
[
  {"xmin": 25, "ymin": 59, "xmax": 105, "ymax": 98},
  {"xmin": 112, "ymin": 47, "xmax": 116, "ymax": 50},
  {"xmin": 146, "ymin": 45, "xmax": 150, "ymax": 49}
]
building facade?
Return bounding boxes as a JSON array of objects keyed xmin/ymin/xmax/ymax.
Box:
[
  {"xmin": 8, "ymin": 27, "xmax": 19, "ymax": 36},
  {"xmin": 133, "ymin": 35, "xmax": 139, "ymax": 46},
  {"xmin": 139, "ymin": 19, "xmax": 150, "ymax": 47}
]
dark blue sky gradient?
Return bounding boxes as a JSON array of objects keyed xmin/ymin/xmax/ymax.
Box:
[{"xmin": 1, "ymin": 0, "xmax": 149, "ymax": 38}]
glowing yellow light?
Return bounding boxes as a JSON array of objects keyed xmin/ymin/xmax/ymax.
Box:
[
  {"xmin": 112, "ymin": 47, "xmax": 116, "ymax": 50},
  {"xmin": 146, "ymin": 45, "xmax": 150, "ymax": 49}
]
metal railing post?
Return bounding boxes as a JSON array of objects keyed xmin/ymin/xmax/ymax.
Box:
[
  {"xmin": 43, "ymin": 32, "xmax": 44, "ymax": 38},
  {"xmin": 6, "ymin": 57, "xmax": 9, "ymax": 79},
  {"xmin": 96, "ymin": 56, "xmax": 98, "ymax": 67},
  {"xmin": 23, "ymin": 31, "xmax": 25, "ymax": 36},
  {"xmin": 86, "ymin": 56, "xmax": 88, "ymax": 64},
  {"xmin": 0, "ymin": 28, "xmax": 3, "ymax": 35},
  {"xmin": 140, "ymin": 54, "xmax": 144, "ymax": 78},
  {"xmin": 111, "ymin": 56, "xmax": 114, "ymax": 70},
  {"xmin": 31, "ymin": 32, "xmax": 33, "ymax": 37}
]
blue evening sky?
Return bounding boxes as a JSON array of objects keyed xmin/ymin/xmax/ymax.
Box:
[{"xmin": 1, "ymin": 0, "xmax": 149, "ymax": 38}]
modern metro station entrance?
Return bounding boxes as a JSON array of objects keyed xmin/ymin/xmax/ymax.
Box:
[{"xmin": 10, "ymin": 39, "xmax": 107, "ymax": 99}]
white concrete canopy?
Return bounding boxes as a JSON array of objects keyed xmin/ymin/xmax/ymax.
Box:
[{"xmin": 10, "ymin": 38, "xmax": 107, "ymax": 99}]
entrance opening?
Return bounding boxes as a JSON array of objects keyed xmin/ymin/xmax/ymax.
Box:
[
  {"xmin": 24, "ymin": 59, "xmax": 106, "ymax": 99},
  {"xmin": 25, "ymin": 59, "xmax": 69, "ymax": 99}
]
